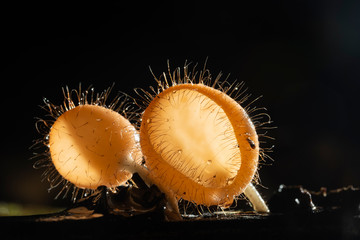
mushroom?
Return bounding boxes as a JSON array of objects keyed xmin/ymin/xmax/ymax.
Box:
[
  {"xmin": 32, "ymin": 86, "xmax": 142, "ymax": 201},
  {"xmin": 138, "ymin": 63, "xmax": 270, "ymax": 214}
]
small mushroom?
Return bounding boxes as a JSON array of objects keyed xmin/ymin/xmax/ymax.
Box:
[{"xmin": 33, "ymin": 86, "xmax": 142, "ymax": 201}]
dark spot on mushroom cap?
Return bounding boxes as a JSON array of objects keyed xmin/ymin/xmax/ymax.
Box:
[{"xmin": 246, "ymin": 137, "xmax": 256, "ymax": 149}]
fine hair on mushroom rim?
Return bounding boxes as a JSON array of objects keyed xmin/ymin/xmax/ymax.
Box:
[
  {"xmin": 30, "ymin": 84, "xmax": 141, "ymax": 202},
  {"xmin": 135, "ymin": 60, "xmax": 274, "ymax": 211}
]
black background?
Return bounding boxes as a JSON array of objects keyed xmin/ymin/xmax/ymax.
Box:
[{"xmin": 2, "ymin": 1, "xmax": 360, "ymax": 207}]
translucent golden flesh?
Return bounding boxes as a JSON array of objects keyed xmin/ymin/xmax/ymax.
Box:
[
  {"xmin": 141, "ymin": 84, "xmax": 259, "ymax": 206},
  {"xmin": 147, "ymin": 89, "xmax": 240, "ymax": 188},
  {"xmin": 49, "ymin": 105, "xmax": 137, "ymax": 189}
]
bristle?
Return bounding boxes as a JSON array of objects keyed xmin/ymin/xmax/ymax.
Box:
[
  {"xmin": 137, "ymin": 60, "xmax": 274, "ymax": 215},
  {"xmin": 31, "ymin": 84, "xmax": 136, "ymax": 202}
]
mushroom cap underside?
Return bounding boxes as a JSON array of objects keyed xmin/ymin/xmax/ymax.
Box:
[{"xmin": 140, "ymin": 84, "xmax": 259, "ymax": 206}]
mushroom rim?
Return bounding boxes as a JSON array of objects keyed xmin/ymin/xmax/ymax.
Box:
[{"xmin": 140, "ymin": 83, "xmax": 259, "ymax": 206}]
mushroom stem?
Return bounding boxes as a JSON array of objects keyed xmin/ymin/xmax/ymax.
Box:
[
  {"xmin": 244, "ymin": 183, "xmax": 269, "ymax": 213},
  {"xmin": 132, "ymin": 164, "xmax": 182, "ymax": 220},
  {"xmin": 163, "ymin": 193, "xmax": 182, "ymax": 221}
]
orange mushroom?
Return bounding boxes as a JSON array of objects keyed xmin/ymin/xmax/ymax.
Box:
[
  {"xmin": 49, "ymin": 104, "xmax": 138, "ymax": 190},
  {"xmin": 32, "ymin": 64, "xmax": 270, "ymax": 219},
  {"xmin": 138, "ymin": 63, "xmax": 270, "ymax": 213},
  {"xmin": 33, "ymin": 85, "xmax": 142, "ymax": 201}
]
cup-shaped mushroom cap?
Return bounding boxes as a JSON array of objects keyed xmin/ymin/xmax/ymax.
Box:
[
  {"xmin": 49, "ymin": 104, "xmax": 139, "ymax": 189},
  {"xmin": 140, "ymin": 84, "xmax": 259, "ymax": 207}
]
